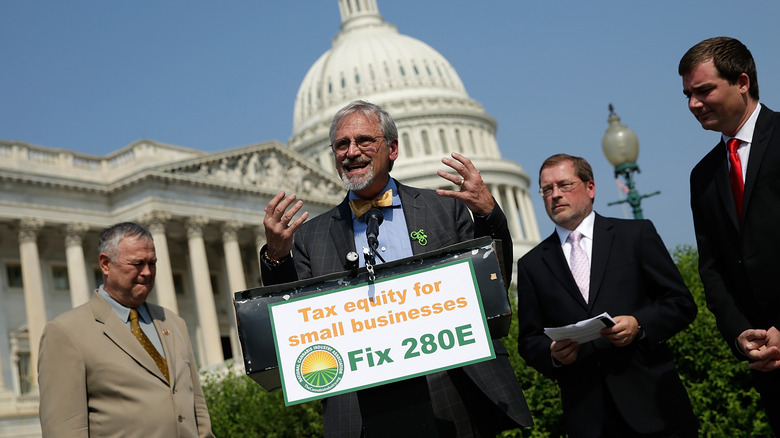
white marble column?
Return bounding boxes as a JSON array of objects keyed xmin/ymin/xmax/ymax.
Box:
[
  {"xmin": 516, "ymin": 188, "xmax": 531, "ymax": 241},
  {"xmin": 142, "ymin": 212, "xmax": 178, "ymax": 314},
  {"xmin": 255, "ymin": 225, "xmax": 266, "ymax": 276},
  {"xmin": 186, "ymin": 216, "xmax": 223, "ymax": 367},
  {"xmin": 19, "ymin": 218, "xmax": 46, "ymax": 388},
  {"xmin": 0, "ymin": 278, "xmax": 9, "ymax": 391},
  {"xmin": 222, "ymin": 221, "xmax": 246, "ymax": 362},
  {"xmin": 501, "ymin": 185, "xmax": 524, "ymax": 240},
  {"xmin": 194, "ymin": 326, "xmax": 206, "ymax": 367},
  {"xmin": 9, "ymin": 338, "xmax": 21, "ymax": 394},
  {"xmin": 519, "ymin": 189, "xmax": 542, "ymax": 241},
  {"xmin": 65, "ymin": 223, "xmax": 91, "ymax": 307},
  {"xmin": 487, "ymin": 184, "xmax": 502, "ymax": 210}
]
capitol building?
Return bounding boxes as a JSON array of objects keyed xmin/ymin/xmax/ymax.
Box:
[{"xmin": 0, "ymin": 0, "xmax": 539, "ymax": 435}]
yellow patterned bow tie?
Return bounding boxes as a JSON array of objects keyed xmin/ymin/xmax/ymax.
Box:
[{"xmin": 349, "ymin": 189, "xmax": 393, "ymax": 219}]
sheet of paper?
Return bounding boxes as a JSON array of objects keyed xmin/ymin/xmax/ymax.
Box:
[{"xmin": 543, "ymin": 312, "xmax": 615, "ymax": 343}]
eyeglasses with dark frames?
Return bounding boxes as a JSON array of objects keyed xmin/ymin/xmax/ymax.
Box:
[
  {"xmin": 330, "ymin": 135, "xmax": 385, "ymax": 154},
  {"xmin": 539, "ymin": 180, "xmax": 583, "ymax": 197}
]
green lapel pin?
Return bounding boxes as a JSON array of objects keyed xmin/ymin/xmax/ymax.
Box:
[{"xmin": 410, "ymin": 229, "xmax": 427, "ymax": 246}]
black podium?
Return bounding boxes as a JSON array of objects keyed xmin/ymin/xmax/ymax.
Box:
[{"xmin": 233, "ymin": 237, "xmax": 511, "ymax": 436}]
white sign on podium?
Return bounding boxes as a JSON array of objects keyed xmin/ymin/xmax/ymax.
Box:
[{"xmin": 269, "ymin": 259, "xmax": 494, "ymax": 406}]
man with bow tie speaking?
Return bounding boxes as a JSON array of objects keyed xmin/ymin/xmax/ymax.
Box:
[{"xmin": 259, "ymin": 100, "xmax": 532, "ymax": 437}]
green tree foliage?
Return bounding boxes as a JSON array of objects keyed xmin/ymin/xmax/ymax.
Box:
[
  {"xmin": 500, "ymin": 312, "xmax": 564, "ymax": 438},
  {"xmin": 668, "ymin": 245, "xmax": 770, "ymax": 437},
  {"xmin": 501, "ymin": 244, "xmax": 771, "ymax": 437},
  {"xmin": 201, "ymin": 362, "xmax": 323, "ymax": 438},
  {"xmin": 203, "ymin": 245, "xmax": 771, "ymax": 436}
]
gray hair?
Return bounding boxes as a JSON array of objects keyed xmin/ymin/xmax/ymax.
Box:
[
  {"xmin": 329, "ymin": 100, "xmax": 398, "ymax": 145},
  {"xmin": 98, "ymin": 222, "xmax": 153, "ymax": 262}
]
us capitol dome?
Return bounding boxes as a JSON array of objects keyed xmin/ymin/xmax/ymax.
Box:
[
  {"xmin": 0, "ymin": 1, "xmax": 543, "ymax": 433},
  {"xmin": 289, "ymin": 0, "xmax": 541, "ymax": 254}
]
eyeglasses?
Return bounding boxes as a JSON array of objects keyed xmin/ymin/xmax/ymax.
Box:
[
  {"xmin": 539, "ymin": 180, "xmax": 583, "ymax": 197},
  {"xmin": 331, "ymin": 135, "xmax": 385, "ymax": 154}
]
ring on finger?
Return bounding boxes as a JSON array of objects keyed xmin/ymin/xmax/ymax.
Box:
[{"xmin": 457, "ymin": 177, "xmax": 465, "ymax": 187}]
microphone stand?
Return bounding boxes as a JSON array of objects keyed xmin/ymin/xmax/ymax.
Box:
[
  {"xmin": 356, "ymin": 209, "xmax": 440, "ymax": 436},
  {"xmin": 363, "ymin": 208, "xmax": 385, "ymax": 281}
]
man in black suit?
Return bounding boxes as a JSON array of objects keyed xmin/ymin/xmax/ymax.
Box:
[
  {"xmin": 681, "ymin": 36, "xmax": 780, "ymax": 433},
  {"xmin": 260, "ymin": 100, "xmax": 531, "ymax": 437},
  {"xmin": 516, "ymin": 154, "xmax": 697, "ymax": 437}
]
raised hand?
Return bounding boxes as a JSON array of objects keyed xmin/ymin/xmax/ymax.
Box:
[
  {"xmin": 435, "ymin": 152, "xmax": 495, "ymax": 216},
  {"xmin": 263, "ymin": 192, "xmax": 309, "ymax": 260}
]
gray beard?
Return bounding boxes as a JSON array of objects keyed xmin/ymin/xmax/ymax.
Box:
[
  {"xmin": 339, "ymin": 159, "xmax": 374, "ymax": 192},
  {"xmin": 341, "ymin": 172, "xmax": 373, "ymax": 192}
]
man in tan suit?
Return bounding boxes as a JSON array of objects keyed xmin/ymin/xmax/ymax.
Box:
[{"xmin": 38, "ymin": 222, "xmax": 214, "ymax": 438}]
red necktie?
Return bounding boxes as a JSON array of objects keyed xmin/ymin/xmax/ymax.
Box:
[{"xmin": 727, "ymin": 138, "xmax": 744, "ymax": 222}]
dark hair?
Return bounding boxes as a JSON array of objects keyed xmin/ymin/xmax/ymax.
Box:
[
  {"xmin": 678, "ymin": 36, "xmax": 759, "ymax": 101},
  {"xmin": 329, "ymin": 100, "xmax": 398, "ymax": 171},
  {"xmin": 539, "ymin": 154, "xmax": 594, "ymax": 186},
  {"xmin": 98, "ymin": 222, "xmax": 153, "ymax": 262}
]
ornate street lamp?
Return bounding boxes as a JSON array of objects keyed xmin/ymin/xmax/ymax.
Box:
[{"xmin": 601, "ymin": 104, "xmax": 659, "ymax": 219}]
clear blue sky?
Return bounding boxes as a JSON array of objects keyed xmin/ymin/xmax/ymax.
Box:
[{"xmin": 3, "ymin": 0, "xmax": 779, "ymax": 249}]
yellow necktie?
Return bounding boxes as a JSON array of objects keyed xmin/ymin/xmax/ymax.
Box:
[
  {"xmin": 348, "ymin": 189, "xmax": 393, "ymax": 219},
  {"xmin": 129, "ymin": 308, "xmax": 169, "ymax": 382}
]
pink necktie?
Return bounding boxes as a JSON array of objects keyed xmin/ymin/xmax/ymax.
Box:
[
  {"xmin": 568, "ymin": 231, "xmax": 590, "ymax": 302},
  {"xmin": 727, "ymin": 138, "xmax": 744, "ymax": 223}
]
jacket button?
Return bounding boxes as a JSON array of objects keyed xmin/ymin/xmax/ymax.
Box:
[{"xmin": 178, "ymin": 415, "xmax": 184, "ymax": 422}]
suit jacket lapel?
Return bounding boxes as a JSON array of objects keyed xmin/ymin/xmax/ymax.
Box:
[
  {"xmin": 539, "ymin": 232, "xmax": 587, "ymax": 308},
  {"xmin": 150, "ymin": 305, "xmax": 174, "ymax": 385},
  {"xmin": 589, "ymin": 214, "xmax": 613, "ymax": 309},
  {"xmin": 711, "ymin": 143, "xmax": 741, "ymax": 229},
  {"xmin": 330, "ymin": 197, "xmax": 357, "ymax": 270},
  {"xmin": 743, "ymin": 105, "xmax": 776, "ymax": 222},
  {"xmin": 91, "ymin": 293, "xmax": 168, "ymax": 383},
  {"xmin": 397, "ymin": 183, "xmax": 428, "ymax": 256}
]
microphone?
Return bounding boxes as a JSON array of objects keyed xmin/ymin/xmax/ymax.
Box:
[
  {"xmin": 345, "ymin": 251, "xmax": 359, "ymax": 273},
  {"xmin": 365, "ymin": 208, "xmax": 384, "ymax": 251}
]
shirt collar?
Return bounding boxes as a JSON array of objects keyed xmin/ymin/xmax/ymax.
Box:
[
  {"xmin": 723, "ymin": 103, "xmax": 762, "ymax": 146},
  {"xmin": 555, "ymin": 210, "xmax": 596, "ymax": 245},
  {"xmin": 347, "ymin": 179, "xmax": 401, "ymax": 219},
  {"xmin": 98, "ymin": 285, "xmax": 151, "ymax": 323}
]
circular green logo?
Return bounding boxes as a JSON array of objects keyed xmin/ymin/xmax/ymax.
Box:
[{"xmin": 295, "ymin": 344, "xmax": 344, "ymax": 393}]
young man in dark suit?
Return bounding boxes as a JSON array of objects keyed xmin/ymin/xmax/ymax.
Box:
[
  {"xmin": 681, "ymin": 36, "xmax": 780, "ymax": 433},
  {"xmin": 516, "ymin": 154, "xmax": 697, "ymax": 437},
  {"xmin": 260, "ymin": 100, "xmax": 532, "ymax": 437}
]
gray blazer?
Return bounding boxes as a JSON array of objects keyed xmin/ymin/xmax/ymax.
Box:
[{"xmin": 262, "ymin": 181, "xmax": 531, "ymax": 437}]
